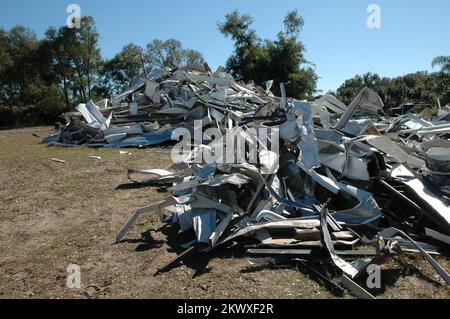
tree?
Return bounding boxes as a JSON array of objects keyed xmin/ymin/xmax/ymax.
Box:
[
  {"xmin": 0, "ymin": 26, "xmax": 61, "ymax": 107},
  {"xmin": 183, "ymin": 49, "xmax": 205, "ymax": 66},
  {"xmin": 0, "ymin": 26, "xmax": 39, "ymax": 106},
  {"xmin": 0, "ymin": 25, "xmax": 67, "ymax": 126},
  {"xmin": 430, "ymin": 56, "xmax": 450, "ymax": 107},
  {"xmin": 0, "ymin": 20, "xmax": 205, "ymax": 126},
  {"xmin": 283, "ymin": 10, "xmax": 304, "ymax": 37},
  {"xmin": 96, "ymin": 43, "xmax": 145, "ymax": 96},
  {"xmin": 45, "ymin": 26, "xmax": 74, "ymax": 108},
  {"xmin": 45, "ymin": 16, "xmax": 102, "ymax": 106},
  {"xmin": 146, "ymin": 39, "xmax": 204, "ymax": 69},
  {"xmin": 96, "ymin": 39, "xmax": 205, "ymax": 97},
  {"xmin": 218, "ymin": 11, "xmax": 257, "ymax": 49},
  {"xmin": 218, "ymin": 10, "xmax": 317, "ymax": 99},
  {"xmin": 77, "ymin": 16, "xmax": 101, "ymax": 100},
  {"xmin": 432, "ymin": 55, "xmax": 450, "ymax": 73},
  {"xmin": 336, "ymin": 72, "xmax": 385, "ymax": 106},
  {"xmin": 336, "ymin": 71, "xmax": 449, "ymax": 109},
  {"xmin": 433, "ymin": 71, "xmax": 450, "ymax": 106},
  {"xmin": 0, "ymin": 28, "xmax": 14, "ymax": 106}
]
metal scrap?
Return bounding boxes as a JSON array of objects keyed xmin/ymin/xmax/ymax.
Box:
[
  {"xmin": 43, "ymin": 63, "xmax": 450, "ymax": 298},
  {"xmin": 112, "ymin": 78, "xmax": 449, "ymax": 297}
]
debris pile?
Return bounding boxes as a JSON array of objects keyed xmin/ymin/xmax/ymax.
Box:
[
  {"xmin": 43, "ymin": 64, "xmax": 276, "ymax": 148},
  {"xmin": 45, "ymin": 63, "xmax": 450, "ymax": 297}
]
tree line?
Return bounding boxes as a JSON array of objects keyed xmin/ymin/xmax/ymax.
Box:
[
  {"xmin": 0, "ymin": 12, "xmax": 448, "ymax": 127},
  {"xmin": 335, "ymin": 61, "xmax": 449, "ymax": 113},
  {"xmin": 0, "ymin": 16, "xmax": 207, "ymax": 126}
]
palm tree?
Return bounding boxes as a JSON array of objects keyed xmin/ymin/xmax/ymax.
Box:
[{"xmin": 432, "ymin": 55, "xmax": 450, "ymax": 73}]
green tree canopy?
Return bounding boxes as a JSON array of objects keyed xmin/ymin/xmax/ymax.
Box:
[
  {"xmin": 45, "ymin": 16, "xmax": 102, "ymax": 106},
  {"xmin": 336, "ymin": 70, "xmax": 450, "ymax": 109},
  {"xmin": 218, "ymin": 10, "xmax": 317, "ymax": 99},
  {"xmin": 432, "ymin": 55, "xmax": 450, "ymax": 73},
  {"xmin": 146, "ymin": 38, "xmax": 204, "ymax": 69},
  {"xmin": 97, "ymin": 43, "xmax": 146, "ymax": 96}
]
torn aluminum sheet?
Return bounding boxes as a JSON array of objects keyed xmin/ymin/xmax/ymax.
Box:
[
  {"xmin": 390, "ymin": 164, "xmax": 450, "ymax": 234},
  {"xmin": 95, "ymin": 99, "xmax": 109, "ymax": 109},
  {"xmin": 364, "ymin": 135, "xmax": 425, "ymax": 169},
  {"xmin": 217, "ymin": 218, "xmax": 322, "ymax": 247},
  {"xmin": 204, "ymin": 173, "xmax": 250, "ymax": 188},
  {"xmin": 333, "ymin": 87, "xmax": 385, "ymax": 131},
  {"xmin": 104, "ymin": 129, "xmax": 175, "ymax": 148},
  {"xmin": 192, "ymin": 209, "xmax": 217, "ymax": 244},
  {"xmin": 111, "ymin": 69, "xmax": 164, "ymax": 106},
  {"xmin": 379, "ymin": 228, "xmax": 450, "ymax": 285},
  {"xmin": 294, "ymin": 101, "xmax": 321, "ymax": 170},
  {"xmin": 115, "ymin": 197, "xmax": 178, "ymax": 243},
  {"xmin": 314, "ymin": 93, "xmax": 347, "ymax": 114},
  {"xmin": 341, "ymin": 275, "xmax": 376, "ymax": 299},
  {"xmin": 281, "ymin": 101, "xmax": 321, "ymax": 170},
  {"xmin": 425, "ymin": 228, "xmax": 450, "ymax": 246},
  {"xmin": 76, "ymin": 100, "xmax": 110, "ymax": 129},
  {"xmin": 318, "ymin": 140, "xmax": 371, "ymax": 181},
  {"xmin": 320, "ymin": 205, "xmax": 359, "ymax": 278},
  {"xmin": 341, "ymin": 119, "xmax": 380, "ymax": 136},
  {"xmin": 298, "ymin": 166, "xmax": 382, "ymax": 226},
  {"xmin": 386, "ymin": 113, "xmax": 433, "ymax": 133},
  {"xmin": 426, "ymin": 147, "xmax": 450, "ymax": 173},
  {"xmin": 126, "ymin": 168, "xmax": 181, "ymax": 185}
]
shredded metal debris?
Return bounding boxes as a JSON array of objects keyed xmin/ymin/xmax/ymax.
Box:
[{"xmin": 44, "ymin": 63, "xmax": 450, "ymax": 298}]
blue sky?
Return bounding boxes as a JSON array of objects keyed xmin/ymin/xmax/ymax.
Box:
[{"xmin": 1, "ymin": 0, "xmax": 449, "ymax": 93}]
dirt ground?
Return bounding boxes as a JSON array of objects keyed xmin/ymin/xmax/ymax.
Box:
[{"xmin": 0, "ymin": 126, "xmax": 449, "ymax": 299}]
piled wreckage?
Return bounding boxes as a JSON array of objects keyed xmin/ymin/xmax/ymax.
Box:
[
  {"xmin": 44, "ymin": 64, "xmax": 450, "ymax": 298},
  {"xmin": 43, "ymin": 65, "xmax": 268, "ymax": 148}
]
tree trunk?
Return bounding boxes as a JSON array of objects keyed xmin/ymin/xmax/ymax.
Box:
[
  {"xmin": 75, "ymin": 63, "xmax": 87, "ymax": 102},
  {"xmin": 61, "ymin": 74, "xmax": 70, "ymax": 109}
]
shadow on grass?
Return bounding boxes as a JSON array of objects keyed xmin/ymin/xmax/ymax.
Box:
[
  {"xmin": 114, "ymin": 220, "xmax": 449, "ymax": 298},
  {"xmin": 115, "ymin": 183, "xmax": 171, "ymax": 192},
  {"xmin": 154, "ymin": 224, "xmax": 254, "ymax": 278},
  {"xmin": 118, "ymin": 229, "xmax": 165, "ymax": 251}
]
